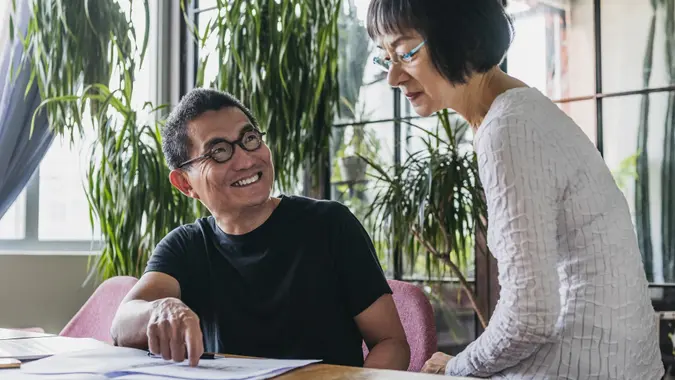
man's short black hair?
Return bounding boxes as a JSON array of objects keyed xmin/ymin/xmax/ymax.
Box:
[
  {"xmin": 162, "ymin": 88, "xmax": 259, "ymax": 170},
  {"xmin": 367, "ymin": 0, "xmax": 514, "ymax": 85}
]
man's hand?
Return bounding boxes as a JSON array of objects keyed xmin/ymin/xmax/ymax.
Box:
[
  {"xmin": 421, "ymin": 352, "xmax": 453, "ymax": 374},
  {"xmin": 147, "ymin": 297, "xmax": 204, "ymax": 367}
]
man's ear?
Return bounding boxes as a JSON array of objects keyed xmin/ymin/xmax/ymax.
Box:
[{"xmin": 169, "ymin": 169, "xmax": 200, "ymax": 199}]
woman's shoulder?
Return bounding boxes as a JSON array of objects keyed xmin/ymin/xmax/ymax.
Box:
[{"xmin": 476, "ymin": 87, "xmax": 589, "ymax": 151}]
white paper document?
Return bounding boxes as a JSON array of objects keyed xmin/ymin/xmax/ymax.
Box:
[
  {"xmin": 0, "ymin": 336, "xmax": 110, "ymax": 360},
  {"xmin": 20, "ymin": 345, "xmax": 320, "ymax": 380},
  {"xmin": 0, "ymin": 328, "xmax": 54, "ymax": 340}
]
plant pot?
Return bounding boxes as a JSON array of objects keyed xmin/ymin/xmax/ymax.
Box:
[{"xmin": 339, "ymin": 155, "xmax": 367, "ymax": 182}]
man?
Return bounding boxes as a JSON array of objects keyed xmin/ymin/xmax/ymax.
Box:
[{"xmin": 110, "ymin": 88, "xmax": 410, "ymax": 370}]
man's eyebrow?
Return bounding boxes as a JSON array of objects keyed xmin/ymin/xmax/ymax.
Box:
[
  {"xmin": 237, "ymin": 123, "xmax": 256, "ymax": 137},
  {"xmin": 201, "ymin": 123, "xmax": 256, "ymax": 152},
  {"xmin": 202, "ymin": 137, "xmax": 228, "ymax": 152}
]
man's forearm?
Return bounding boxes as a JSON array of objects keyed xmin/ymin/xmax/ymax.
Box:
[
  {"xmin": 110, "ymin": 299, "xmax": 156, "ymax": 349},
  {"xmin": 363, "ymin": 338, "xmax": 410, "ymax": 371}
]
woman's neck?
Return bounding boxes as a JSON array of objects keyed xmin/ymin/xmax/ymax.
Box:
[{"xmin": 448, "ymin": 68, "xmax": 528, "ymax": 129}]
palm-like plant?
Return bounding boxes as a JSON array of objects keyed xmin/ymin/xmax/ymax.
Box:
[
  {"xmin": 635, "ymin": 0, "xmax": 658, "ymax": 282},
  {"xmin": 185, "ymin": 0, "xmax": 342, "ymax": 191},
  {"xmin": 12, "ymin": 0, "xmax": 342, "ymax": 281},
  {"xmin": 12, "ymin": 0, "xmax": 206, "ymax": 280},
  {"xmin": 660, "ymin": 0, "xmax": 675, "ymax": 282},
  {"xmin": 362, "ymin": 110, "xmax": 488, "ymax": 328}
]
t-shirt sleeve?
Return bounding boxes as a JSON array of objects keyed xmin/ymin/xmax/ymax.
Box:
[
  {"xmin": 144, "ymin": 226, "xmax": 190, "ymax": 285},
  {"xmin": 332, "ymin": 203, "xmax": 392, "ymax": 317}
]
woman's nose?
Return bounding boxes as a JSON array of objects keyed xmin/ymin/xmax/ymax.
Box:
[{"xmin": 387, "ymin": 65, "xmax": 406, "ymax": 87}]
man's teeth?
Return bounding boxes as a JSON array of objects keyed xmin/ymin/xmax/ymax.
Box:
[{"xmin": 234, "ymin": 173, "xmax": 261, "ymax": 187}]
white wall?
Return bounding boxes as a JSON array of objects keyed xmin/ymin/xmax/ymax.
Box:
[{"xmin": 0, "ymin": 255, "xmax": 97, "ymax": 334}]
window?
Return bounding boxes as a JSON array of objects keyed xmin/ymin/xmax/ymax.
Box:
[
  {"xmin": 0, "ymin": 0, "xmax": 160, "ymax": 252},
  {"xmin": 0, "ymin": 191, "xmax": 26, "ymax": 240},
  {"xmin": 506, "ymin": 0, "xmax": 675, "ymax": 284}
]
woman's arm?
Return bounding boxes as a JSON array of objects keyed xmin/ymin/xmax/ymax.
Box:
[{"xmin": 445, "ymin": 117, "xmax": 563, "ymax": 377}]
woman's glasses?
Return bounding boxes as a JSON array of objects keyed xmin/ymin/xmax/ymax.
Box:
[
  {"xmin": 373, "ymin": 41, "xmax": 426, "ymax": 72},
  {"xmin": 178, "ymin": 129, "xmax": 266, "ymax": 169}
]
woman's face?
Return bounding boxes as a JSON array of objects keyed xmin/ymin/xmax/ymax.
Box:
[{"xmin": 375, "ymin": 30, "xmax": 457, "ymax": 117}]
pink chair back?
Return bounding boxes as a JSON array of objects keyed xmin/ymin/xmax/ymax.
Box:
[
  {"xmin": 60, "ymin": 276, "xmax": 138, "ymax": 343},
  {"xmin": 363, "ymin": 279, "xmax": 437, "ymax": 372}
]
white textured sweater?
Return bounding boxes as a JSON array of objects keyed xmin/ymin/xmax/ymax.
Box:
[{"xmin": 445, "ymin": 88, "xmax": 663, "ymax": 379}]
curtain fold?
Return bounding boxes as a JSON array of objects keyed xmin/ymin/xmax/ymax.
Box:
[{"xmin": 0, "ymin": 0, "xmax": 54, "ymax": 220}]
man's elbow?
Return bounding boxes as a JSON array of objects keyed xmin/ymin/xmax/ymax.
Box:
[
  {"xmin": 398, "ymin": 338, "xmax": 411, "ymax": 370},
  {"xmin": 382, "ymin": 337, "xmax": 411, "ymax": 370},
  {"xmin": 364, "ymin": 337, "xmax": 411, "ymax": 371}
]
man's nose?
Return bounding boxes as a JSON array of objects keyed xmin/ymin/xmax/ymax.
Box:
[{"xmin": 229, "ymin": 146, "xmax": 256, "ymax": 170}]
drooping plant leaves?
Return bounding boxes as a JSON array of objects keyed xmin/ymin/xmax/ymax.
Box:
[
  {"xmin": 13, "ymin": 0, "xmax": 207, "ymax": 282},
  {"xmin": 185, "ymin": 0, "xmax": 342, "ymax": 191},
  {"xmin": 660, "ymin": 0, "xmax": 675, "ymax": 282},
  {"xmin": 363, "ymin": 112, "xmax": 488, "ymax": 327}
]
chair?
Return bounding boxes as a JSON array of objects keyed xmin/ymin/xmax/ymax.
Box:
[
  {"xmin": 60, "ymin": 276, "xmax": 138, "ymax": 344},
  {"xmin": 363, "ymin": 279, "xmax": 438, "ymax": 372}
]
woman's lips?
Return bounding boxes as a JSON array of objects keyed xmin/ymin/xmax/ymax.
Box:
[{"xmin": 405, "ymin": 91, "xmax": 422, "ymax": 101}]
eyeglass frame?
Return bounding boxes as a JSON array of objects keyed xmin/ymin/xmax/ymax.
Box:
[
  {"xmin": 176, "ymin": 128, "xmax": 267, "ymax": 169},
  {"xmin": 373, "ymin": 40, "xmax": 426, "ymax": 72}
]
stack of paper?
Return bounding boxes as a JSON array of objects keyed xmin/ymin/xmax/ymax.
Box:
[
  {"xmin": 0, "ymin": 328, "xmax": 53, "ymax": 340},
  {"xmin": 0, "ymin": 336, "xmax": 110, "ymax": 360},
  {"xmin": 19, "ymin": 345, "xmax": 320, "ymax": 380}
]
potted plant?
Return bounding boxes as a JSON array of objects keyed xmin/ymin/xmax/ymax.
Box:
[
  {"xmin": 13, "ymin": 0, "xmax": 342, "ymax": 281},
  {"xmin": 362, "ymin": 110, "xmax": 489, "ymax": 328}
]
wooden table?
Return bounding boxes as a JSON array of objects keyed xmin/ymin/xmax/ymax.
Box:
[
  {"xmin": 272, "ymin": 363, "xmax": 472, "ymax": 379},
  {"xmin": 218, "ymin": 354, "xmax": 473, "ymax": 380}
]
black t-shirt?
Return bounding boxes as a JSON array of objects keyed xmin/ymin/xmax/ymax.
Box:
[{"xmin": 144, "ymin": 195, "xmax": 392, "ymax": 367}]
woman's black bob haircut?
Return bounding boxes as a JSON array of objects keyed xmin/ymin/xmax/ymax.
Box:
[{"xmin": 367, "ymin": 0, "xmax": 514, "ymax": 84}]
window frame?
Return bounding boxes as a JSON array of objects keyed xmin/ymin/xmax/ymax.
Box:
[{"xmin": 0, "ymin": 0, "xmax": 168, "ymax": 254}]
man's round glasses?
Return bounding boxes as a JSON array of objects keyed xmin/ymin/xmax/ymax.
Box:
[
  {"xmin": 177, "ymin": 129, "xmax": 266, "ymax": 169},
  {"xmin": 373, "ymin": 41, "xmax": 426, "ymax": 72}
]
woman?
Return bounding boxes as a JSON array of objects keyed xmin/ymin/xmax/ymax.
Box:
[{"xmin": 366, "ymin": 0, "xmax": 663, "ymax": 378}]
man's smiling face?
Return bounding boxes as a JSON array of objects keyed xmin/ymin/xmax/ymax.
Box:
[{"xmin": 175, "ymin": 106, "xmax": 274, "ymax": 214}]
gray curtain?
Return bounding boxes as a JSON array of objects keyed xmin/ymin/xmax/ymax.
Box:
[{"xmin": 0, "ymin": 0, "xmax": 54, "ymax": 220}]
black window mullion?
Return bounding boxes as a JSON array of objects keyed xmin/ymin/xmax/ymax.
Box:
[
  {"xmin": 594, "ymin": 0, "xmax": 604, "ymax": 156},
  {"xmin": 393, "ymin": 87, "xmax": 403, "ymax": 280}
]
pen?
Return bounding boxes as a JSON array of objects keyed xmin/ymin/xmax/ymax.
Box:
[{"xmin": 147, "ymin": 352, "xmax": 215, "ymax": 359}]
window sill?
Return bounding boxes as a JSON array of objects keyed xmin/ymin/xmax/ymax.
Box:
[
  {"xmin": 0, "ymin": 240, "xmax": 102, "ymax": 255},
  {"xmin": 0, "ymin": 250, "xmax": 100, "ymax": 256}
]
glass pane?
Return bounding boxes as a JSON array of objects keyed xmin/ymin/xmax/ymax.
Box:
[
  {"xmin": 128, "ymin": 0, "xmax": 152, "ymax": 111},
  {"xmin": 557, "ymin": 100, "xmax": 597, "ymax": 145},
  {"xmin": 399, "ymin": 114, "xmax": 476, "ymax": 281},
  {"xmin": 107, "ymin": 0, "xmax": 154, "ymax": 115},
  {"xmin": 196, "ymin": 10, "xmax": 219, "ymax": 87},
  {"xmin": 601, "ymin": 0, "xmax": 674, "ymax": 93},
  {"xmin": 410, "ymin": 282, "xmax": 476, "ymax": 351},
  {"xmin": 330, "ymin": 121, "xmax": 395, "ymax": 276},
  {"xmin": 194, "ymin": 0, "xmax": 216, "ymax": 11},
  {"xmin": 38, "ymin": 133, "xmax": 101, "ymax": 241},
  {"xmin": 336, "ymin": 0, "xmax": 394, "ymax": 123},
  {"xmin": 506, "ymin": 0, "xmax": 596, "ymax": 99},
  {"xmin": 602, "ymin": 91, "xmax": 675, "ymax": 284},
  {"xmin": 0, "ymin": 190, "xmax": 26, "ymax": 240}
]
